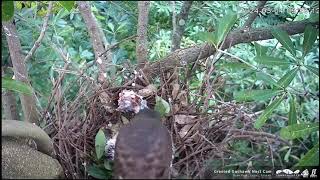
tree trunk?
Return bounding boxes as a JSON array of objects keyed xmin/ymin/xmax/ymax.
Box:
[
  {"xmin": 2, "ymin": 21, "xmax": 39, "ymax": 124},
  {"xmin": 2, "ymin": 90, "xmax": 19, "ymax": 120},
  {"xmin": 136, "ymin": 1, "xmax": 150, "ymax": 68}
]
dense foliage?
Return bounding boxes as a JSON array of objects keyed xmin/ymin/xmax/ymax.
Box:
[{"xmin": 2, "ymin": 1, "xmax": 319, "ymax": 179}]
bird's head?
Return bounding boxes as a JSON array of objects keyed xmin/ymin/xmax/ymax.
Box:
[{"xmin": 116, "ymin": 89, "xmax": 148, "ymax": 114}]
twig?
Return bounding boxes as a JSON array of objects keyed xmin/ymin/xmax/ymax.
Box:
[
  {"xmin": 99, "ymin": 35, "xmax": 137, "ymax": 57},
  {"xmin": 224, "ymin": 129, "xmax": 290, "ymax": 146},
  {"xmin": 24, "ymin": 2, "xmax": 53, "ymax": 62}
]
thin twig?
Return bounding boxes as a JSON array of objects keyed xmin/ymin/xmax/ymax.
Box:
[{"xmin": 24, "ymin": 2, "xmax": 53, "ymax": 62}]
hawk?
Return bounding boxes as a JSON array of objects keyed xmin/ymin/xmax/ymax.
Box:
[{"xmin": 113, "ymin": 108, "xmax": 173, "ymax": 179}]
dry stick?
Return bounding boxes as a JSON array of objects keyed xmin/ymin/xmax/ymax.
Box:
[
  {"xmin": 224, "ymin": 129, "xmax": 290, "ymax": 146},
  {"xmin": 201, "ymin": 40, "xmax": 227, "ymax": 113},
  {"xmin": 224, "ymin": 154, "xmax": 261, "ymax": 167},
  {"xmin": 24, "ymin": 2, "xmax": 53, "ymax": 62},
  {"xmin": 266, "ymin": 137, "xmax": 275, "ymax": 169},
  {"xmin": 174, "ymin": 146, "xmax": 213, "ymax": 166},
  {"xmin": 41, "ymin": 62, "xmax": 70, "ymax": 122}
]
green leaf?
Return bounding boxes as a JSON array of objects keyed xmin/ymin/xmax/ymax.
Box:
[
  {"xmin": 107, "ymin": 22, "xmax": 115, "ymax": 32},
  {"xmin": 284, "ymin": 148, "xmax": 291, "ymax": 163},
  {"xmin": 2, "ymin": 1, "xmax": 14, "ymax": 21},
  {"xmin": 303, "ymin": 25, "xmax": 318, "ymax": 56},
  {"xmin": 308, "ymin": 13, "xmax": 319, "ymax": 23},
  {"xmin": 95, "ymin": 129, "xmax": 106, "ymax": 160},
  {"xmin": 295, "ymin": 143, "xmax": 319, "ymax": 167},
  {"xmin": 59, "ymin": 1, "xmax": 74, "ymax": 11},
  {"xmin": 276, "ymin": 68, "xmax": 298, "ymax": 89},
  {"xmin": 80, "ymin": 50, "xmax": 94, "ymax": 59},
  {"xmin": 271, "ymin": 28, "xmax": 296, "ymax": 57},
  {"xmin": 254, "ymin": 95, "xmax": 284, "ymax": 129},
  {"xmin": 254, "ymin": 42, "xmax": 268, "ymax": 56},
  {"xmin": 255, "ymin": 56, "xmax": 291, "ymax": 66},
  {"xmin": 197, "ymin": 32, "xmax": 216, "ymax": 45},
  {"xmin": 221, "ymin": 62, "xmax": 251, "ymax": 70},
  {"xmin": 213, "ymin": 13, "xmax": 237, "ymax": 45},
  {"xmin": 306, "ymin": 65, "xmax": 319, "ymax": 77},
  {"xmin": 154, "ymin": 96, "xmax": 170, "ymax": 117},
  {"xmin": 104, "ymin": 159, "xmax": 112, "ymax": 171},
  {"xmin": 288, "ymin": 96, "xmax": 297, "ymax": 125},
  {"xmin": 280, "ymin": 123, "xmax": 319, "ymax": 140},
  {"xmin": 256, "ymin": 72, "xmax": 278, "ymax": 86},
  {"xmin": 87, "ymin": 164, "xmax": 111, "ymax": 179},
  {"xmin": 234, "ymin": 89, "xmax": 280, "ymax": 102},
  {"xmin": 2, "ymin": 77, "xmax": 33, "ymax": 95}
]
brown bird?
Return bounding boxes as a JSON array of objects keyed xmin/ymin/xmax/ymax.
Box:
[{"xmin": 113, "ymin": 108, "xmax": 173, "ymax": 179}]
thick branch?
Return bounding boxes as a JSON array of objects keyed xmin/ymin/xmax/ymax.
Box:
[
  {"xmin": 136, "ymin": 1, "xmax": 150, "ymax": 67},
  {"xmin": 2, "ymin": 21, "xmax": 39, "ymax": 124},
  {"xmin": 24, "ymin": 2, "xmax": 53, "ymax": 62},
  {"xmin": 145, "ymin": 20, "xmax": 318, "ymax": 77},
  {"xmin": 243, "ymin": 1, "xmax": 267, "ymax": 28},
  {"xmin": 1, "ymin": 67, "xmax": 19, "ymax": 120},
  {"xmin": 171, "ymin": 1, "xmax": 193, "ymax": 51},
  {"xmin": 77, "ymin": 1, "xmax": 111, "ymax": 82}
]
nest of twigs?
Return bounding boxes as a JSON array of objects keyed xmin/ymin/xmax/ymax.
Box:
[{"xmin": 43, "ymin": 69, "xmax": 289, "ymax": 179}]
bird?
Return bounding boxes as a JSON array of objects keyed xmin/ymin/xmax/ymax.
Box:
[{"xmin": 113, "ymin": 108, "xmax": 173, "ymax": 179}]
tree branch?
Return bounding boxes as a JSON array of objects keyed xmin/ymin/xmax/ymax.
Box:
[
  {"xmin": 171, "ymin": 1, "xmax": 193, "ymax": 51},
  {"xmin": 145, "ymin": 20, "xmax": 318, "ymax": 77},
  {"xmin": 2, "ymin": 67, "xmax": 19, "ymax": 120},
  {"xmin": 2, "ymin": 21, "xmax": 40, "ymax": 124},
  {"xmin": 24, "ymin": 2, "xmax": 53, "ymax": 62},
  {"xmin": 136, "ymin": 1, "xmax": 150, "ymax": 67},
  {"xmin": 77, "ymin": 1, "xmax": 111, "ymax": 82}
]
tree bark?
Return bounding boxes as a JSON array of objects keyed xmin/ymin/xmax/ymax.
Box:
[
  {"xmin": 2, "ymin": 90, "xmax": 19, "ymax": 120},
  {"xmin": 2, "ymin": 21, "xmax": 39, "ymax": 124},
  {"xmin": 171, "ymin": 1, "xmax": 193, "ymax": 51},
  {"xmin": 144, "ymin": 20, "xmax": 318, "ymax": 78},
  {"xmin": 77, "ymin": 1, "xmax": 112, "ymax": 83},
  {"xmin": 2, "ymin": 66, "xmax": 19, "ymax": 120},
  {"xmin": 136, "ymin": 1, "xmax": 150, "ymax": 68}
]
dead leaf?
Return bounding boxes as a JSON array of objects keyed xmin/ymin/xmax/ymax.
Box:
[
  {"xmin": 177, "ymin": 90, "xmax": 188, "ymax": 107},
  {"xmin": 99, "ymin": 92, "xmax": 114, "ymax": 113},
  {"xmin": 172, "ymin": 103, "xmax": 180, "ymax": 114},
  {"xmin": 178, "ymin": 124, "xmax": 192, "ymax": 138},
  {"xmin": 174, "ymin": 114, "xmax": 197, "ymax": 124},
  {"xmin": 171, "ymin": 83, "xmax": 180, "ymax": 100},
  {"xmin": 121, "ymin": 116, "xmax": 130, "ymax": 125},
  {"xmin": 185, "ymin": 131, "xmax": 199, "ymax": 143},
  {"xmin": 138, "ymin": 84, "xmax": 157, "ymax": 97}
]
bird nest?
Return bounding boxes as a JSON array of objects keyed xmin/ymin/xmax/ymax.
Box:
[{"xmin": 44, "ymin": 71, "xmax": 289, "ymax": 179}]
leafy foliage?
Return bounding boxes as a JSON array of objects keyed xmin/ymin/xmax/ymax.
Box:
[
  {"xmin": 95, "ymin": 129, "xmax": 107, "ymax": 160},
  {"xmin": 154, "ymin": 96, "xmax": 171, "ymax": 117},
  {"xmin": 295, "ymin": 143, "xmax": 319, "ymax": 167},
  {"xmin": 2, "ymin": 77, "xmax": 33, "ymax": 95},
  {"xmin": 1, "ymin": 1, "xmax": 14, "ymax": 21},
  {"xmin": 2, "ymin": 1, "xmax": 319, "ymax": 178},
  {"xmin": 280, "ymin": 123, "xmax": 319, "ymax": 140},
  {"xmin": 58, "ymin": 1, "xmax": 75, "ymax": 12}
]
